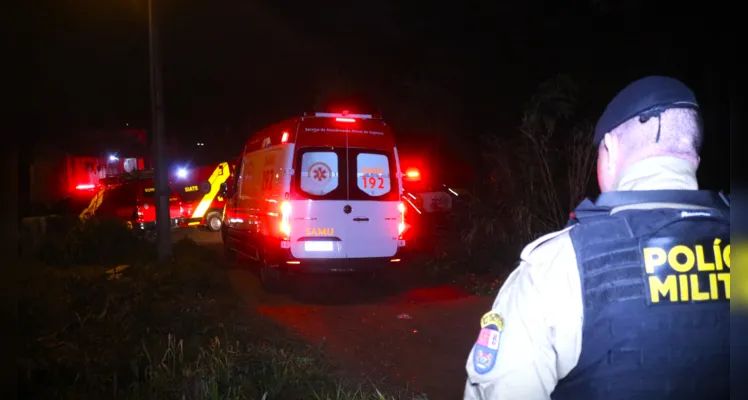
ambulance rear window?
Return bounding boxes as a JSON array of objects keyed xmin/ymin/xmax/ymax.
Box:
[
  {"xmin": 294, "ymin": 148, "xmax": 346, "ymax": 200},
  {"xmin": 350, "ymin": 150, "xmax": 397, "ymax": 201}
]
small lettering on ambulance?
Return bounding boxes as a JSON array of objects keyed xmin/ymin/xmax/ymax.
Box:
[
  {"xmin": 643, "ymin": 238, "xmax": 730, "ymax": 305},
  {"xmin": 305, "ymin": 227, "xmax": 334, "ymax": 236},
  {"xmin": 360, "ymin": 167, "xmax": 385, "ymax": 175}
]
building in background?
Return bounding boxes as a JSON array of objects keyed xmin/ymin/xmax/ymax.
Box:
[{"xmin": 26, "ymin": 128, "xmax": 154, "ymax": 215}]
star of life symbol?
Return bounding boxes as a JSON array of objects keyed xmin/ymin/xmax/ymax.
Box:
[
  {"xmin": 309, "ymin": 162, "xmax": 331, "ymax": 184},
  {"xmin": 313, "ymin": 166, "xmax": 327, "ymax": 181}
]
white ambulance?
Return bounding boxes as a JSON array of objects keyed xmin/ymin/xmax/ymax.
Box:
[{"xmin": 222, "ymin": 111, "xmax": 408, "ymax": 291}]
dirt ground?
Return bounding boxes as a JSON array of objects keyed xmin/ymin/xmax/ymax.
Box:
[{"xmin": 176, "ymin": 228, "xmax": 495, "ymax": 399}]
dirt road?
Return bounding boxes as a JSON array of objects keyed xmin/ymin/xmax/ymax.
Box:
[{"xmin": 174, "ymin": 228, "xmax": 493, "ymax": 399}]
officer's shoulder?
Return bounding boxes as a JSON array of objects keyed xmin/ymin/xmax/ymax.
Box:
[{"xmin": 519, "ymin": 225, "xmax": 575, "ymax": 261}]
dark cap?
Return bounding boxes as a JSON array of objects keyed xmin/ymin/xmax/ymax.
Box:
[{"xmin": 593, "ymin": 75, "xmax": 699, "ymax": 146}]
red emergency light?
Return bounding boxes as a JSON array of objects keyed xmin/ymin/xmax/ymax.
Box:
[
  {"xmin": 404, "ymin": 167, "xmax": 421, "ymax": 181},
  {"xmin": 308, "ymin": 112, "xmax": 373, "ymax": 123},
  {"xmin": 76, "ymin": 183, "xmax": 96, "ymax": 190},
  {"xmin": 281, "ymin": 131, "xmax": 289, "ymax": 143}
]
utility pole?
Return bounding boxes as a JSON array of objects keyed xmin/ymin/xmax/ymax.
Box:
[{"xmin": 148, "ymin": 0, "xmax": 171, "ymax": 261}]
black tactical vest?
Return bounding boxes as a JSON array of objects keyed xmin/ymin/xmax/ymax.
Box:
[{"xmin": 552, "ymin": 190, "xmax": 730, "ymax": 400}]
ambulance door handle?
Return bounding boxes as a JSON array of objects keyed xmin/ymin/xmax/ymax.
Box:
[{"xmin": 353, "ymin": 217, "xmax": 369, "ymax": 222}]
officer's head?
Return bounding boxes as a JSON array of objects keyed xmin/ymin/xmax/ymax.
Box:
[{"xmin": 594, "ymin": 76, "xmax": 703, "ymax": 192}]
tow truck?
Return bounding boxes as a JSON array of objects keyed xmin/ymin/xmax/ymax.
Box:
[
  {"xmin": 79, "ymin": 169, "xmax": 183, "ymax": 233},
  {"xmin": 172, "ymin": 160, "xmax": 237, "ymax": 232}
]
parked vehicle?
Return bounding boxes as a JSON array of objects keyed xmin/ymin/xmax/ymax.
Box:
[
  {"xmin": 80, "ymin": 171, "xmax": 182, "ymax": 233},
  {"xmin": 222, "ymin": 111, "xmax": 408, "ymax": 291},
  {"xmin": 173, "ymin": 160, "xmax": 237, "ymax": 232}
]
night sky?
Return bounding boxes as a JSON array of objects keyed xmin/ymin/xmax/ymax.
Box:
[{"xmin": 32, "ymin": 0, "xmax": 731, "ymax": 191}]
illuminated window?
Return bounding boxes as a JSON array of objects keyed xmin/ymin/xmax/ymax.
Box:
[
  {"xmin": 299, "ymin": 151, "xmax": 339, "ymax": 196},
  {"xmin": 356, "ymin": 153, "xmax": 391, "ymax": 197}
]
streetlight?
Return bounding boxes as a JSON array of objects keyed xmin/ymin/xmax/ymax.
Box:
[{"xmin": 148, "ymin": 0, "xmax": 171, "ymax": 261}]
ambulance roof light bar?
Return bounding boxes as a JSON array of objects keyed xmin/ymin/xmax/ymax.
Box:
[
  {"xmin": 311, "ymin": 112, "xmax": 374, "ymax": 119},
  {"xmin": 303, "ymin": 111, "xmax": 382, "ymax": 119}
]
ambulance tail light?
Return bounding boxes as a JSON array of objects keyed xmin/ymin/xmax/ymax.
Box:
[
  {"xmin": 398, "ymin": 201, "xmax": 406, "ymax": 239},
  {"xmin": 281, "ymin": 131, "xmax": 289, "ymax": 143},
  {"xmin": 280, "ymin": 200, "xmax": 292, "ymax": 238},
  {"xmin": 335, "ymin": 117, "xmax": 356, "ymax": 123}
]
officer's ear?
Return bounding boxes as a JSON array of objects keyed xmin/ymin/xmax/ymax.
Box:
[{"xmin": 602, "ymin": 133, "xmax": 620, "ymax": 170}]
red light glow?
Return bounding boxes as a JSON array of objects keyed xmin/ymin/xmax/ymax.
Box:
[
  {"xmin": 335, "ymin": 117, "xmax": 356, "ymax": 123},
  {"xmin": 398, "ymin": 201, "xmax": 406, "ymax": 237},
  {"xmin": 281, "ymin": 131, "xmax": 289, "ymax": 143},
  {"xmin": 254, "ymin": 284, "xmax": 476, "ymax": 395},
  {"xmin": 279, "ymin": 200, "xmax": 292, "ymax": 237},
  {"xmin": 405, "ymin": 168, "xmax": 421, "ymax": 180},
  {"xmin": 76, "ymin": 184, "xmax": 95, "ymax": 190}
]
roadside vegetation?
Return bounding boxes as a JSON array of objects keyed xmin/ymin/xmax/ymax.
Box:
[
  {"xmin": 411, "ymin": 75, "xmax": 597, "ymax": 295},
  {"xmin": 18, "ymin": 74, "xmax": 596, "ymax": 396},
  {"xmin": 19, "ymin": 218, "xmax": 425, "ymax": 399}
]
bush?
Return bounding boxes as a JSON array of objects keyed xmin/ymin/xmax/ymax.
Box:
[
  {"xmin": 27, "ymin": 216, "xmax": 152, "ymax": 267},
  {"xmin": 431, "ymin": 75, "xmax": 596, "ymax": 279}
]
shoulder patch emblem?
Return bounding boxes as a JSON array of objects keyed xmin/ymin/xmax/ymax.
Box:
[
  {"xmin": 473, "ymin": 311, "xmax": 504, "ymax": 374},
  {"xmin": 480, "ymin": 311, "xmax": 504, "ymax": 331}
]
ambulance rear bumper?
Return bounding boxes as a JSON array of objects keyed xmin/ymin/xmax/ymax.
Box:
[{"xmin": 268, "ymin": 246, "xmax": 405, "ymax": 274}]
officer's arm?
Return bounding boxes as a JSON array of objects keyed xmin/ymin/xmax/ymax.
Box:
[{"xmin": 463, "ymin": 229, "xmax": 583, "ymax": 400}]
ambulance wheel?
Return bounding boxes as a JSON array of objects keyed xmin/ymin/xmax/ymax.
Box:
[
  {"xmin": 260, "ymin": 261, "xmax": 285, "ymax": 293},
  {"xmin": 206, "ymin": 211, "xmax": 223, "ymax": 232}
]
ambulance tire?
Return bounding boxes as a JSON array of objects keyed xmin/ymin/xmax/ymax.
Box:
[
  {"xmin": 260, "ymin": 249, "xmax": 285, "ymax": 294},
  {"xmin": 205, "ymin": 211, "xmax": 223, "ymax": 232},
  {"xmin": 260, "ymin": 261, "xmax": 285, "ymax": 294}
]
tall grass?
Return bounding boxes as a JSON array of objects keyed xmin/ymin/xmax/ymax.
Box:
[
  {"xmin": 445, "ymin": 75, "xmax": 597, "ymax": 279},
  {"xmin": 19, "ymin": 219, "xmax": 422, "ymax": 399}
]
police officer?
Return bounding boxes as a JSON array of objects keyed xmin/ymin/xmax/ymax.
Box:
[{"xmin": 463, "ymin": 75, "xmax": 730, "ymax": 400}]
